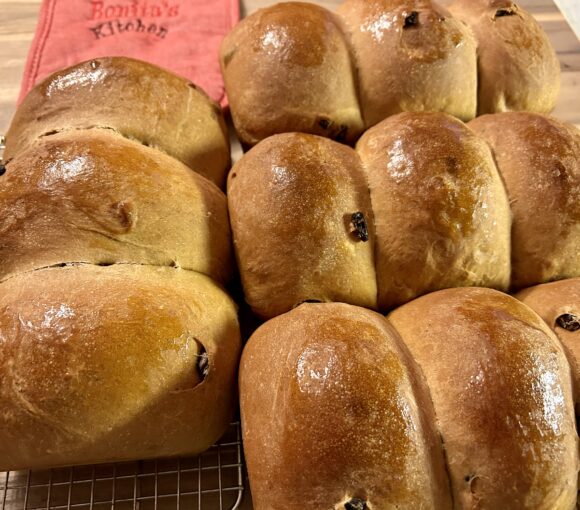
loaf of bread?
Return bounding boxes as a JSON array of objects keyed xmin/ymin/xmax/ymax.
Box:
[
  {"xmin": 469, "ymin": 113, "xmax": 579, "ymax": 290},
  {"xmin": 517, "ymin": 278, "xmax": 580, "ymax": 409},
  {"xmin": 0, "ymin": 129, "xmax": 233, "ymax": 285},
  {"xmin": 240, "ymin": 302, "xmax": 452, "ymax": 509},
  {"xmin": 357, "ymin": 112, "xmax": 510, "ymax": 309},
  {"xmin": 449, "ymin": 0, "xmax": 560, "ymax": 115},
  {"xmin": 4, "ymin": 57, "xmax": 230, "ymax": 187},
  {"xmin": 228, "ymin": 133, "xmax": 377, "ymax": 318},
  {"xmin": 241, "ymin": 291, "xmax": 578, "ymax": 509},
  {"xmin": 220, "ymin": 0, "xmax": 559, "ymax": 145},
  {"xmin": 0, "ymin": 58, "xmax": 240, "ymax": 470},
  {"xmin": 228, "ymin": 113, "xmax": 514, "ymax": 317},
  {"xmin": 0, "ymin": 264, "xmax": 240, "ymax": 471},
  {"xmin": 338, "ymin": 0, "xmax": 477, "ymax": 125}
]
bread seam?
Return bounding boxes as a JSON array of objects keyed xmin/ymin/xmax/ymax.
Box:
[{"xmin": 0, "ymin": 261, "xmax": 229, "ymax": 297}]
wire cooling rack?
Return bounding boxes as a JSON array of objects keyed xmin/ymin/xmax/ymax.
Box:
[{"xmin": 0, "ymin": 422, "xmax": 244, "ymax": 510}]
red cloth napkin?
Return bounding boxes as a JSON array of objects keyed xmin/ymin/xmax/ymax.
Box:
[{"xmin": 19, "ymin": 0, "xmax": 239, "ymax": 106}]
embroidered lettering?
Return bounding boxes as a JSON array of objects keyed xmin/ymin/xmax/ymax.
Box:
[
  {"xmin": 89, "ymin": 18, "xmax": 169, "ymax": 39},
  {"xmin": 89, "ymin": 1, "xmax": 180, "ymax": 21}
]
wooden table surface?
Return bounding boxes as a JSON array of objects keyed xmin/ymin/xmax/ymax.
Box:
[{"xmin": 0, "ymin": 1, "xmax": 578, "ymax": 510}]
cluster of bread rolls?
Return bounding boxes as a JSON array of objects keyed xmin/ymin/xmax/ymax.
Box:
[
  {"xmin": 240, "ymin": 287, "xmax": 580, "ymax": 509},
  {"xmin": 0, "ymin": 57, "xmax": 240, "ymax": 471},
  {"xmin": 228, "ymin": 111, "xmax": 579, "ymax": 319},
  {"xmin": 220, "ymin": 0, "xmax": 560, "ymax": 146}
]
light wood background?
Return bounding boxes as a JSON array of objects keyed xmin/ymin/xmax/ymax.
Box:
[
  {"xmin": 0, "ymin": 0, "xmax": 579, "ymax": 135},
  {"xmin": 0, "ymin": 1, "xmax": 578, "ymax": 509}
]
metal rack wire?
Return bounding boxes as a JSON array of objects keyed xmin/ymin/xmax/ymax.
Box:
[{"xmin": 0, "ymin": 422, "xmax": 244, "ymax": 510}]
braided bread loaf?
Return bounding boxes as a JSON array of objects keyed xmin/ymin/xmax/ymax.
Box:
[
  {"xmin": 220, "ymin": 0, "xmax": 559, "ymax": 146},
  {"xmin": 0, "ymin": 58, "xmax": 240, "ymax": 471},
  {"xmin": 228, "ymin": 111, "xmax": 579, "ymax": 318}
]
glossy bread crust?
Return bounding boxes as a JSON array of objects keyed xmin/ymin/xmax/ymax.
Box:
[
  {"xmin": 0, "ymin": 264, "xmax": 241, "ymax": 471},
  {"xmin": 517, "ymin": 278, "xmax": 580, "ymax": 409},
  {"xmin": 228, "ymin": 133, "xmax": 377, "ymax": 319},
  {"xmin": 356, "ymin": 112, "xmax": 511, "ymax": 310},
  {"xmin": 0, "ymin": 129, "xmax": 234, "ymax": 285},
  {"xmin": 469, "ymin": 113, "xmax": 580, "ymax": 289},
  {"xmin": 338, "ymin": 0, "xmax": 477, "ymax": 126},
  {"xmin": 449, "ymin": 0, "xmax": 560, "ymax": 114},
  {"xmin": 389, "ymin": 288, "xmax": 578, "ymax": 510},
  {"xmin": 240, "ymin": 302, "xmax": 452, "ymax": 510},
  {"xmin": 4, "ymin": 57, "xmax": 230, "ymax": 187},
  {"xmin": 219, "ymin": 2, "xmax": 364, "ymax": 146}
]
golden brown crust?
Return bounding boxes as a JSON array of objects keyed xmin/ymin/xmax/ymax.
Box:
[
  {"xmin": 449, "ymin": 0, "xmax": 560, "ymax": 115},
  {"xmin": 0, "ymin": 264, "xmax": 241, "ymax": 471},
  {"xmin": 220, "ymin": 2, "xmax": 364, "ymax": 146},
  {"xmin": 337, "ymin": 0, "xmax": 477, "ymax": 125},
  {"xmin": 356, "ymin": 112, "xmax": 511, "ymax": 310},
  {"xmin": 388, "ymin": 288, "xmax": 578, "ymax": 510},
  {"xmin": 4, "ymin": 57, "xmax": 230, "ymax": 187},
  {"xmin": 240, "ymin": 302, "xmax": 452, "ymax": 510},
  {"xmin": 227, "ymin": 133, "xmax": 377, "ymax": 319},
  {"xmin": 516, "ymin": 278, "xmax": 580, "ymax": 410},
  {"xmin": 0, "ymin": 129, "xmax": 233, "ymax": 285},
  {"xmin": 469, "ymin": 113, "xmax": 580, "ymax": 289}
]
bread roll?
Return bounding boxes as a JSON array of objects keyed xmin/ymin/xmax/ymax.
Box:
[
  {"xmin": 228, "ymin": 133, "xmax": 377, "ymax": 319},
  {"xmin": 0, "ymin": 264, "xmax": 241, "ymax": 471},
  {"xmin": 449, "ymin": 0, "xmax": 560, "ymax": 115},
  {"xmin": 469, "ymin": 113, "xmax": 580, "ymax": 289},
  {"xmin": 0, "ymin": 129, "xmax": 233, "ymax": 284},
  {"xmin": 389, "ymin": 288, "xmax": 578, "ymax": 510},
  {"xmin": 219, "ymin": 2, "xmax": 364, "ymax": 147},
  {"xmin": 240, "ymin": 302, "xmax": 452, "ymax": 509},
  {"xmin": 4, "ymin": 57, "xmax": 230, "ymax": 187},
  {"xmin": 337, "ymin": 0, "xmax": 477, "ymax": 126},
  {"xmin": 356, "ymin": 112, "xmax": 511, "ymax": 310},
  {"xmin": 517, "ymin": 278, "xmax": 580, "ymax": 409}
]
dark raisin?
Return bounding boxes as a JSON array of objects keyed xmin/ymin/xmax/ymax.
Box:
[
  {"xmin": 197, "ymin": 348, "xmax": 209, "ymax": 380},
  {"xmin": 404, "ymin": 11, "xmax": 419, "ymax": 28},
  {"xmin": 351, "ymin": 212, "xmax": 369, "ymax": 242},
  {"xmin": 0, "ymin": 164, "xmax": 5, "ymax": 177},
  {"xmin": 318, "ymin": 117, "xmax": 333, "ymax": 130},
  {"xmin": 90, "ymin": 60, "xmax": 101, "ymax": 70},
  {"xmin": 334, "ymin": 124, "xmax": 349, "ymax": 143},
  {"xmin": 556, "ymin": 314, "xmax": 580, "ymax": 332},
  {"xmin": 40, "ymin": 129, "xmax": 59, "ymax": 138},
  {"xmin": 345, "ymin": 499, "xmax": 367, "ymax": 510},
  {"xmin": 495, "ymin": 8, "xmax": 515, "ymax": 17}
]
